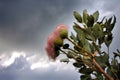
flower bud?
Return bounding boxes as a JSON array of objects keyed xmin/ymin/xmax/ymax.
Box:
[
  {"xmin": 63, "ymin": 44, "xmax": 69, "ymax": 49},
  {"xmin": 54, "ymin": 24, "xmax": 68, "ymax": 39},
  {"xmin": 54, "ymin": 37, "xmax": 63, "ymax": 47},
  {"xmin": 59, "ymin": 29, "xmax": 68, "ymax": 39}
]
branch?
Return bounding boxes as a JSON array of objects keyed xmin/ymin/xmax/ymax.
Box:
[{"xmin": 92, "ymin": 58, "xmax": 114, "ymax": 80}]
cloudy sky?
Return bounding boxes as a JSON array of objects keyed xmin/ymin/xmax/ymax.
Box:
[{"xmin": 0, "ymin": 0, "xmax": 120, "ymax": 80}]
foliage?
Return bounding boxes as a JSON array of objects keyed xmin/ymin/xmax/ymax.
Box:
[{"xmin": 46, "ymin": 10, "xmax": 120, "ymax": 80}]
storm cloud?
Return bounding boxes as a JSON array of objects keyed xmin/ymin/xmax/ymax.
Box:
[
  {"xmin": 0, "ymin": 0, "xmax": 80, "ymax": 54},
  {"xmin": 0, "ymin": 0, "xmax": 120, "ymax": 80},
  {"xmin": 0, "ymin": 0, "xmax": 99, "ymax": 54}
]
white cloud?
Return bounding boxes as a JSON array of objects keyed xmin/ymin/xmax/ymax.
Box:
[
  {"xmin": 0, "ymin": 51, "xmax": 76, "ymax": 71},
  {"xmin": 30, "ymin": 59, "xmax": 75, "ymax": 71},
  {"xmin": 0, "ymin": 51, "xmax": 26, "ymax": 67},
  {"xmin": 0, "ymin": 51, "xmax": 79, "ymax": 80}
]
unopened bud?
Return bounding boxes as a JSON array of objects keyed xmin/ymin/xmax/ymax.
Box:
[
  {"xmin": 63, "ymin": 44, "xmax": 69, "ymax": 49},
  {"xmin": 54, "ymin": 37, "xmax": 63, "ymax": 47},
  {"xmin": 59, "ymin": 29, "xmax": 68, "ymax": 39}
]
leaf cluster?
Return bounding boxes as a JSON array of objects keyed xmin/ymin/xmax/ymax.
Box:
[
  {"xmin": 73, "ymin": 9, "xmax": 116, "ymax": 48},
  {"xmin": 55, "ymin": 9, "xmax": 119, "ymax": 80},
  {"xmin": 70, "ymin": 10, "xmax": 119, "ymax": 80}
]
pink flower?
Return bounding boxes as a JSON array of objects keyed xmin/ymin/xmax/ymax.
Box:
[
  {"xmin": 45, "ymin": 33, "xmax": 57, "ymax": 59},
  {"xmin": 45, "ymin": 44, "xmax": 56, "ymax": 59},
  {"xmin": 54, "ymin": 24, "xmax": 68, "ymax": 37},
  {"xmin": 45, "ymin": 24, "xmax": 69, "ymax": 60}
]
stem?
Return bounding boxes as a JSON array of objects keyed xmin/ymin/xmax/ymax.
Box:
[
  {"xmin": 68, "ymin": 48, "xmax": 88, "ymax": 56},
  {"xmin": 68, "ymin": 48, "xmax": 78, "ymax": 54},
  {"xmin": 66, "ymin": 37, "xmax": 93, "ymax": 58},
  {"xmin": 59, "ymin": 49, "xmax": 76, "ymax": 59},
  {"xmin": 66, "ymin": 37, "xmax": 80, "ymax": 49},
  {"xmin": 59, "ymin": 49, "xmax": 67, "ymax": 55},
  {"xmin": 92, "ymin": 58, "xmax": 114, "ymax": 80}
]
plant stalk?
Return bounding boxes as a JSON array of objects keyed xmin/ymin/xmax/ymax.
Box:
[
  {"xmin": 92, "ymin": 58, "xmax": 114, "ymax": 80},
  {"xmin": 66, "ymin": 37, "xmax": 93, "ymax": 57}
]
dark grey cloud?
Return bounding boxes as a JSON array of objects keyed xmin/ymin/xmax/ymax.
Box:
[
  {"xmin": 0, "ymin": 0, "xmax": 98, "ymax": 54},
  {"xmin": 0, "ymin": 0, "xmax": 81, "ymax": 54},
  {"xmin": 0, "ymin": 56, "xmax": 79, "ymax": 80}
]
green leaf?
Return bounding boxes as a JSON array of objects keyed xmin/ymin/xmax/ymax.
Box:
[
  {"xmin": 92, "ymin": 42, "xmax": 100, "ymax": 52},
  {"xmin": 83, "ymin": 9, "xmax": 88, "ymax": 24},
  {"xmin": 104, "ymin": 17, "xmax": 116, "ymax": 33},
  {"xmin": 117, "ymin": 64, "xmax": 120, "ymax": 79},
  {"xmin": 84, "ymin": 27, "xmax": 95, "ymax": 41},
  {"xmin": 79, "ymin": 67, "xmax": 93, "ymax": 74},
  {"xmin": 77, "ymin": 34, "xmax": 86, "ymax": 47},
  {"xmin": 108, "ymin": 17, "xmax": 112, "ymax": 24},
  {"xmin": 104, "ymin": 19, "xmax": 110, "ymax": 32},
  {"xmin": 104, "ymin": 33, "xmax": 113, "ymax": 47},
  {"xmin": 83, "ymin": 40, "xmax": 93, "ymax": 53},
  {"xmin": 117, "ymin": 49, "xmax": 120, "ymax": 53},
  {"xmin": 92, "ymin": 23, "xmax": 102, "ymax": 40},
  {"xmin": 98, "ymin": 16, "xmax": 106, "ymax": 24},
  {"xmin": 113, "ymin": 49, "xmax": 120, "ymax": 58},
  {"xmin": 113, "ymin": 52, "xmax": 120, "ymax": 58},
  {"xmin": 73, "ymin": 11, "xmax": 82, "ymax": 23},
  {"xmin": 89, "ymin": 43, "xmax": 95, "ymax": 53},
  {"xmin": 73, "ymin": 23, "xmax": 86, "ymax": 47},
  {"xmin": 93, "ymin": 11, "xmax": 99, "ymax": 22},
  {"xmin": 107, "ymin": 17, "xmax": 113, "ymax": 32},
  {"xmin": 94, "ymin": 53, "xmax": 109, "ymax": 69},
  {"xmin": 111, "ymin": 58, "xmax": 119, "ymax": 70},
  {"xmin": 107, "ymin": 68, "xmax": 114, "ymax": 78},
  {"xmin": 98, "ymin": 36, "xmax": 105, "ymax": 45},
  {"xmin": 85, "ymin": 33, "xmax": 94, "ymax": 41},
  {"xmin": 73, "ymin": 62, "xmax": 84, "ymax": 68},
  {"xmin": 80, "ymin": 75, "xmax": 91, "ymax": 80},
  {"xmin": 87, "ymin": 15, "xmax": 94, "ymax": 27},
  {"xmin": 60, "ymin": 58, "xmax": 69, "ymax": 63},
  {"xmin": 103, "ymin": 53, "xmax": 109, "ymax": 63},
  {"xmin": 111, "ymin": 16, "xmax": 116, "ymax": 31},
  {"xmin": 73, "ymin": 23, "xmax": 85, "ymax": 35},
  {"xmin": 95, "ymin": 73, "xmax": 104, "ymax": 80},
  {"xmin": 67, "ymin": 51, "xmax": 74, "ymax": 58}
]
